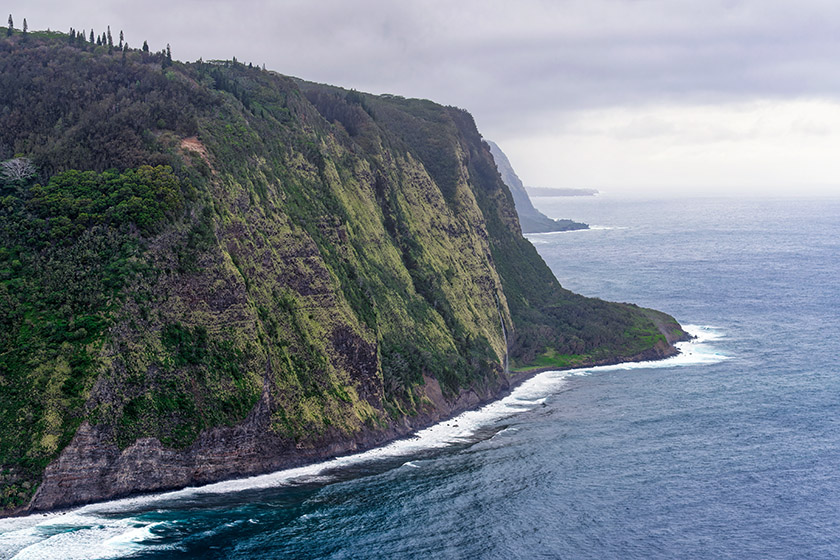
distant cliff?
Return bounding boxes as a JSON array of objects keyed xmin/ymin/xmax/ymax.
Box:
[
  {"xmin": 486, "ymin": 141, "xmax": 587, "ymax": 233},
  {"xmin": 0, "ymin": 29, "xmax": 685, "ymax": 515}
]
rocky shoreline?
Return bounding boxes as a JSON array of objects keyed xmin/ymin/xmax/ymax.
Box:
[{"xmin": 5, "ymin": 322, "xmax": 687, "ymax": 519}]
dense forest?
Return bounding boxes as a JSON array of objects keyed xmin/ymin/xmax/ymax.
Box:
[{"xmin": 0, "ymin": 24, "xmax": 684, "ymax": 514}]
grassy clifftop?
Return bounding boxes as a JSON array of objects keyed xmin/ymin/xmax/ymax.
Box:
[{"xmin": 0, "ymin": 30, "xmax": 684, "ymax": 513}]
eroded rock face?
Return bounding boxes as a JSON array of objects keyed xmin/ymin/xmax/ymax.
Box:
[
  {"xmin": 0, "ymin": 34, "xmax": 686, "ymax": 516},
  {"xmin": 30, "ymin": 330, "xmax": 682, "ymax": 514},
  {"xmin": 31, "ymin": 374, "xmax": 488, "ymax": 511}
]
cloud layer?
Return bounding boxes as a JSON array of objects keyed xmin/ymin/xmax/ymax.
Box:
[{"xmin": 7, "ymin": 0, "xmax": 840, "ymax": 193}]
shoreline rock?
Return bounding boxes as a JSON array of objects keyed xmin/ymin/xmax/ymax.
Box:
[{"xmin": 9, "ymin": 321, "xmax": 686, "ymax": 518}]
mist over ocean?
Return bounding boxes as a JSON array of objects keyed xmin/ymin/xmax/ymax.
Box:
[{"xmin": 2, "ymin": 195, "xmax": 839, "ymax": 559}]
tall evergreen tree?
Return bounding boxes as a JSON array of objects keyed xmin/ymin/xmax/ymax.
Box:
[
  {"xmin": 107, "ymin": 26, "xmax": 113, "ymax": 47},
  {"xmin": 142, "ymin": 40, "xmax": 149, "ymax": 53},
  {"xmin": 119, "ymin": 30, "xmax": 123, "ymax": 49},
  {"xmin": 89, "ymin": 29, "xmax": 94, "ymax": 43},
  {"xmin": 161, "ymin": 44, "xmax": 173, "ymax": 69},
  {"xmin": 22, "ymin": 18, "xmax": 26, "ymax": 34},
  {"xmin": 6, "ymin": 14, "xmax": 12, "ymax": 36}
]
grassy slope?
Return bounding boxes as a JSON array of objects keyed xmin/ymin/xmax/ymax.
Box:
[{"xmin": 0, "ymin": 31, "xmax": 683, "ymax": 512}]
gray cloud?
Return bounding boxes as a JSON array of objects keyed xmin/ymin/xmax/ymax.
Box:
[{"xmin": 7, "ymin": 1, "xmax": 840, "ymax": 138}]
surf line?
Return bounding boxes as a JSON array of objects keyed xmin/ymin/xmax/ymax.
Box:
[{"xmin": 0, "ymin": 325, "xmax": 726, "ymax": 530}]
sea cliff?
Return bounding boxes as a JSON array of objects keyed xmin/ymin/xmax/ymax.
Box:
[
  {"xmin": 0, "ymin": 29, "xmax": 685, "ymax": 515},
  {"xmin": 486, "ymin": 140, "xmax": 588, "ymax": 233}
]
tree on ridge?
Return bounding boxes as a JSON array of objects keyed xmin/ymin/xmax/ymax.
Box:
[{"xmin": 1, "ymin": 157, "xmax": 36, "ymax": 183}]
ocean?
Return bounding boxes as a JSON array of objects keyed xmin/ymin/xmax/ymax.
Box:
[{"xmin": 1, "ymin": 194, "xmax": 839, "ymax": 559}]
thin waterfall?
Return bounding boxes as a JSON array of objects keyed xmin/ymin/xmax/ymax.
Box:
[{"xmin": 496, "ymin": 299, "xmax": 509, "ymax": 374}]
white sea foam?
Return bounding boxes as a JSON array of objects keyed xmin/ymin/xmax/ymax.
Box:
[
  {"xmin": 102, "ymin": 522, "xmax": 164, "ymax": 549},
  {"xmin": 0, "ymin": 513, "xmax": 174, "ymax": 560},
  {"xmin": 588, "ymin": 225, "xmax": 627, "ymax": 231},
  {"xmin": 0, "ymin": 324, "xmax": 727, "ymax": 559},
  {"xmin": 524, "ymin": 225, "xmax": 627, "ymax": 240},
  {"xmin": 525, "ymin": 226, "xmax": 627, "ymax": 244}
]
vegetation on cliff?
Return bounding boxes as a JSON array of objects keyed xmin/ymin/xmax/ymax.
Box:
[{"xmin": 0, "ymin": 27, "xmax": 684, "ymax": 512}]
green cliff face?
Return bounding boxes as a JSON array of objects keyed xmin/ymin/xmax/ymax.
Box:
[{"xmin": 0, "ymin": 31, "xmax": 685, "ymax": 513}]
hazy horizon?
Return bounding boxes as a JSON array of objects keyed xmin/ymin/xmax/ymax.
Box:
[{"xmin": 7, "ymin": 0, "xmax": 840, "ymax": 196}]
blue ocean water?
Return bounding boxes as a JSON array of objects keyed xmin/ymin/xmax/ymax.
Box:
[{"xmin": 2, "ymin": 195, "xmax": 840, "ymax": 559}]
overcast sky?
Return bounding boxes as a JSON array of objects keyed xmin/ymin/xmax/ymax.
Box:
[{"xmin": 8, "ymin": 0, "xmax": 840, "ymax": 195}]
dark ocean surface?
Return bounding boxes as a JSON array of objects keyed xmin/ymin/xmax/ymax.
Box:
[{"xmin": 2, "ymin": 195, "xmax": 839, "ymax": 559}]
